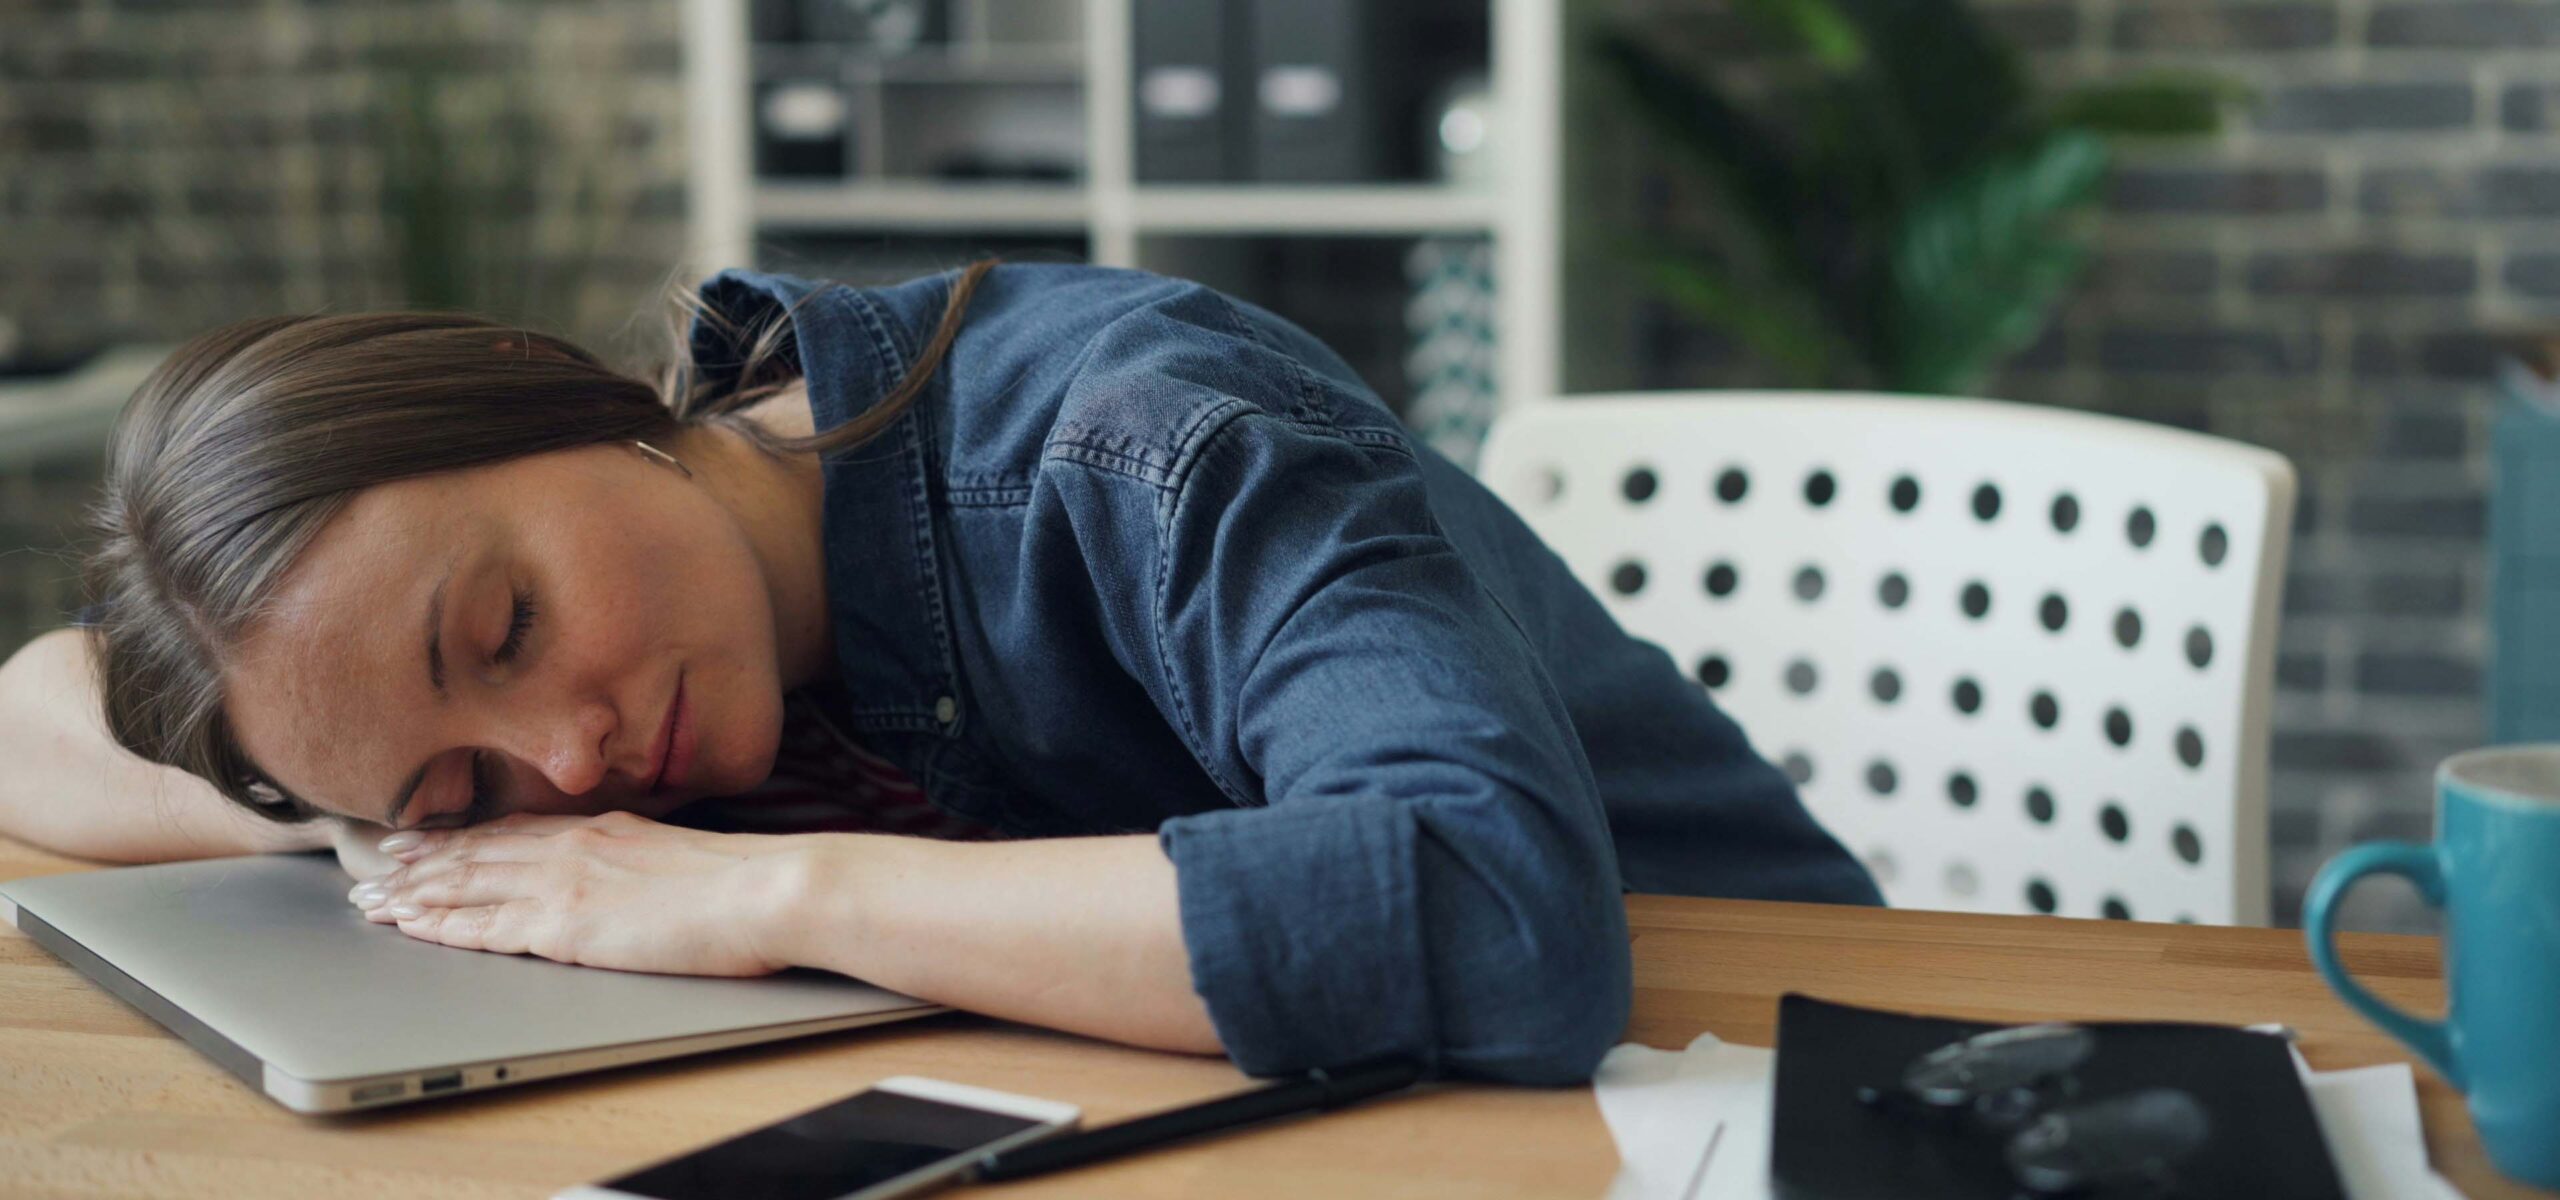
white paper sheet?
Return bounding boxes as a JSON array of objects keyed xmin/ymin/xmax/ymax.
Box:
[
  {"xmin": 1594, "ymin": 1032, "xmax": 1773, "ymax": 1200},
  {"xmin": 1593, "ymin": 1032, "xmax": 2470, "ymax": 1200},
  {"xmin": 2289, "ymin": 1046, "xmax": 2469, "ymax": 1200}
]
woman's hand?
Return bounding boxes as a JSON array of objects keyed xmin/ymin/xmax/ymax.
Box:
[
  {"xmin": 347, "ymin": 809, "xmax": 810, "ymax": 978},
  {"xmin": 328, "ymin": 818, "xmax": 403, "ymax": 881}
]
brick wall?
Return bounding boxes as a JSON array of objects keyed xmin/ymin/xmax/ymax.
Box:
[
  {"xmin": 1592, "ymin": 0, "xmax": 2560, "ymax": 931},
  {"xmin": 0, "ymin": 0, "xmax": 692, "ymax": 645}
]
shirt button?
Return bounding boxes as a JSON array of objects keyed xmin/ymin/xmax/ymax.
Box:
[{"xmin": 934, "ymin": 695, "xmax": 959, "ymax": 725}]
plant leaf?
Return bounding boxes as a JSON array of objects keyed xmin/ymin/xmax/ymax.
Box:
[
  {"xmin": 1883, "ymin": 130, "xmax": 2109, "ymax": 392},
  {"xmin": 1833, "ymin": 0, "xmax": 2031, "ymax": 172},
  {"xmin": 1590, "ymin": 30, "xmax": 1809, "ymax": 276},
  {"xmin": 1731, "ymin": 0, "xmax": 1867, "ymax": 70},
  {"xmin": 2052, "ymin": 74, "xmax": 2244, "ymax": 137},
  {"xmin": 1610, "ymin": 233, "xmax": 1853, "ymax": 385}
]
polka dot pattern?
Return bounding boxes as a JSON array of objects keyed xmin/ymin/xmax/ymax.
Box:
[{"xmin": 1480, "ymin": 398, "xmax": 2288, "ymax": 925}]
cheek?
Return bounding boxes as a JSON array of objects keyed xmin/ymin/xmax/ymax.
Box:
[{"xmin": 701, "ymin": 661, "xmax": 787, "ymax": 792}]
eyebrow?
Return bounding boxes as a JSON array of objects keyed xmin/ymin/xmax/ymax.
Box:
[{"xmin": 425, "ymin": 567, "xmax": 453, "ymax": 699}]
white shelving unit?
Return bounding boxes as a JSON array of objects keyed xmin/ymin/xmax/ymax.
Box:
[{"xmin": 681, "ymin": 0, "xmax": 1562, "ymax": 411}]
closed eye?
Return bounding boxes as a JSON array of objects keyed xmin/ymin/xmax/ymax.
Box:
[
  {"xmin": 421, "ymin": 752, "xmax": 503, "ymax": 830},
  {"xmin": 495, "ymin": 585, "xmax": 537, "ymax": 665}
]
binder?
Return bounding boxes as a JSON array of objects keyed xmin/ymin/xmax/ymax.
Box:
[
  {"xmin": 754, "ymin": 79, "xmax": 851, "ymax": 180},
  {"xmin": 1247, "ymin": 0, "xmax": 1398, "ymax": 182},
  {"xmin": 1134, "ymin": 0, "xmax": 1247, "ymax": 182}
]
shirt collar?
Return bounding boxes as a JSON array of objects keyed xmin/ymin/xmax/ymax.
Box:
[{"xmin": 688, "ymin": 268, "xmax": 965, "ymax": 738}]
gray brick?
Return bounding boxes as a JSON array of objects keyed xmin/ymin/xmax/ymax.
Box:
[
  {"xmin": 2361, "ymin": 166, "xmax": 2560, "ymax": 219},
  {"xmin": 2501, "ymin": 83, "xmax": 2560, "ymax": 132},
  {"xmin": 2504, "ymin": 252, "xmax": 2560, "ymax": 298},
  {"xmin": 2284, "ymin": 571, "xmax": 2344, "ymax": 614},
  {"xmin": 2350, "ymin": 330, "xmax": 2503, "ymax": 381},
  {"xmin": 2113, "ymin": 2, "xmax": 2338, "ymax": 51},
  {"xmin": 181, "ymin": 181, "xmax": 282, "ymax": 217},
  {"xmin": 2245, "ymin": 249, "xmax": 2475, "ymax": 297},
  {"xmin": 2369, "ymin": 2, "xmax": 2560, "ymax": 48},
  {"xmin": 2346, "ymin": 808, "xmax": 2435, "ymax": 844},
  {"xmin": 14, "ymin": 110, "xmax": 91, "ymax": 154},
  {"xmin": 2276, "ymin": 651, "xmax": 2328, "ymax": 690},
  {"xmin": 2273, "ymin": 731, "xmax": 2404, "ymax": 771},
  {"xmin": 2346, "ymin": 494, "xmax": 2487, "ymax": 537},
  {"xmin": 2356, "ymin": 651, "xmax": 2483, "ymax": 696},
  {"xmin": 2255, "ymin": 82, "xmax": 2475, "ymax": 133},
  {"xmin": 2271, "ymin": 806, "xmax": 2324, "ymax": 851},
  {"xmin": 2097, "ymin": 326, "xmax": 2321, "ymax": 375},
  {"xmin": 2369, "ymin": 572, "xmax": 2467, "ymax": 615},
  {"xmin": 2107, "ymin": 166, "xmax": 2326, "ymax": 214},
  {"xmin": 2373, "ymin": 409, "xmax": 2468, "ymax": 459}
]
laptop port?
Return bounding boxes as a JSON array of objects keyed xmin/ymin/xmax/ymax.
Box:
[{"xmin": 420, "ymin": 1072, "xmax": 464, "ymax": 1094}]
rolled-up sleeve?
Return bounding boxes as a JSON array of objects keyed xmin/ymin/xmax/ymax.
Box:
[{"xmin": 1148, "ymin": 401, "xmax": 1633, "ymax": 1086}]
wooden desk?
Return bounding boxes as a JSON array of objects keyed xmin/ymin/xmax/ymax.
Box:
[{"xmin": 0, "ymin": 840, "xmax": 2541, "ymax": 1198}]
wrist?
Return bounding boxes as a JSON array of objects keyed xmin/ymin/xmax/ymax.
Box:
[{"xmin": 755, "ymin": 832, "xmax": 907, "ymax": 976}]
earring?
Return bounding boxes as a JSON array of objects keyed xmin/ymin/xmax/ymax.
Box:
[{"xmin": 632, "ymin": 440, "xmax": 692, "ymax": 479}]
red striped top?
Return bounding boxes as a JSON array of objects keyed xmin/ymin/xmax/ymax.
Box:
[{"xmin": 660, "ymin": 687, "xmax": 1007, "ymax": 841}]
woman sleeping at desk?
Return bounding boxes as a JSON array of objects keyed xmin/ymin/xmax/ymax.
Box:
[{"xmin": 0, "ymin": 262, "xmax": 1878, "ymax": 1086}]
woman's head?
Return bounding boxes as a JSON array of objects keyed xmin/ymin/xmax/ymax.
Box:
[{"xmin": 85, "ymin": 262, "xmax": 991, "ymax": 830}]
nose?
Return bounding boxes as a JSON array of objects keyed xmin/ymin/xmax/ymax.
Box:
[{"xmin": 501, "ymin": 695, "xmax": 615, "ymax": 797}]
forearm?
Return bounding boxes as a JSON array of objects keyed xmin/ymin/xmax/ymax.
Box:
[
  {"xmin": 0, "ymin": 629, "xmax": 328, "ymax": 862},
  {"xmin": 769, "ymin": 833, "xmax": 1223, "ymax": 1057}
]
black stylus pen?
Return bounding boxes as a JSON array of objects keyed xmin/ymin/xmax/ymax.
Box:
[{"xmin": 966, "ymin": 1059, "xmax": 1425, "ymax": 1183}]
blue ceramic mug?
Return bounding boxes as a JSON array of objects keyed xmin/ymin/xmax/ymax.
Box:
[{"xmin": 2305, "ymin": 744, "xmax": 2560, "ymax": 1189}]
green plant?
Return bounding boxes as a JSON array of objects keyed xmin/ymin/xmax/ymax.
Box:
[{"xmin": 1595, "ymin": 0, "xmax": 2238, "ymax": 395}]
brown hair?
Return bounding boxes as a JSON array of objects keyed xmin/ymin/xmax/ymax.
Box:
[{"xmin": 82, "ymin": 259, "xmax": 997, "ymax": 823}]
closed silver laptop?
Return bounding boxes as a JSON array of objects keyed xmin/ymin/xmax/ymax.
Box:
[{"xmin": 0, "ymin": 853, "xmax": 945, "ymax": 1113}]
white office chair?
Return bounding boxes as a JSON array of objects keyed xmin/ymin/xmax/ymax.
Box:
[{"xmin": 1478, "ymin": 393, "xmax": 2296, "ymax": 925}]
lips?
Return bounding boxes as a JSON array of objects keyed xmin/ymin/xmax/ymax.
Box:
[
  {"xmin": 659, "ymin": 675, "xmax": 697, "ymax": 793},
  {"xmin": 645, "ymin": 675, "xmax": 706, "ymax": 793},
  {"xmin": 644, "ymin": 675, "xmax": 683, "ymax": 794}
]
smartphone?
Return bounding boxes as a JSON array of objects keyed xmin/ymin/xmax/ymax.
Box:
[{"xmin": 556, "ymin": 1076, "xmax": 1081, "ymax": 1200}]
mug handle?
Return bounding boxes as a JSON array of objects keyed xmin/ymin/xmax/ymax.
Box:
[{"xmin": 2303, "ymin": 841, "xmax": 2462, "ymax": 1088}]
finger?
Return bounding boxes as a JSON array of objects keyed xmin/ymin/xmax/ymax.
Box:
[
  {"xmin": 376, "ymin": 808, "xmax": 596, "ymax": 854},
  {"xmin": 378, "ymin": 858, "xmax": 538, "ymax": 911},
  {"xmin": 482, "ymin": 811, "xmax": 612, "ymax": 835},
  {"xmin": 393, "ymin": 901, "xmax": 538, "ymax": 956},
  {"xmin": 330, "ymin": 819, "xmax": 404, "ymax": 881},
  {"xmin": 387, "ymin": 828, "xmax": 569, "ymax": 871}
]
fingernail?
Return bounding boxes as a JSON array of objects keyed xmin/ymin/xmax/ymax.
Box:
[
  {"xmin": 377, "ymin": 832, "xmax": 423, "ymax": 854},
  {"xmin": 348, "ymin": 883, "xmax": 388, "ymax": 907},
  {"xmin": 387, "ymin": 903, "xmax": 424, "ymax": 920}
]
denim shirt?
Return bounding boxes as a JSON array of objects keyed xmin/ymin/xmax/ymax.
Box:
[{"xmin": 686, "ymin": 263, "xmax": 1880, "ymax": 1086}]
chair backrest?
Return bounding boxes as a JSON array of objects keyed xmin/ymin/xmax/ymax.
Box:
[{"xmin": 1477, "ymin": 393, "xmax": 2296, "ymax": 925}]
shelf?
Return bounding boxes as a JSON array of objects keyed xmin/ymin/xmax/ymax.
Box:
[
  {"xmin": 753, "ymin": 182, "xmax": 1090, "ymax": 231},
  {"xmin": 1129, "ymin": 186, "xmax": 1499, "ymax": 235},
  {"xmin": 751, "ymin": 41, "xmax": 1085, "ymax": 84},
  {"xmin": 689, "ymin": 0, "xmax": 1563, "ymax": 402}
]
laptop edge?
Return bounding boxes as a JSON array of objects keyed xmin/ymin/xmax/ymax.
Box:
[{"xmin": 3, "ymin": 893, "xmax": 948, "ymax": 1114}]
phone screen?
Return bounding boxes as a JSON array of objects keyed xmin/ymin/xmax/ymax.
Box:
[{"xmin": 596, "ymin": 1088, "xmax": 1043, "ymax": 1200}]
